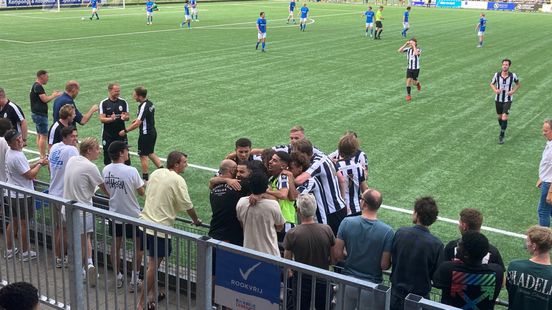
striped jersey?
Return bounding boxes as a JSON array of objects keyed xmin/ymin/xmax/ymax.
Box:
[
  {"xmin": 137, "ymin": 99, "xmax": 156, "ymax": 135},
  {"xmin": 273, "ymin": 144, "xmax": 325, "ymax": 156},
  {"xmin": 403, "ymin": 47, "xmax": 421, "ymax": 70},
  {"xmin": 0, "ymin": 100, "xmax": 25, "ymax": 133},
  {"xmin": 306, "ymin": 154, "xmax": 346, "ymax": 215},
  {"xmin": 328, "ymin": 149, "xmax": 369, "ymax": 172},
  {"xmin": 335, "ymin": 158, "xmax": 366, "ymax": 214},
  {"xmin": 491, "ymin": 72, "xmax": 519, "ymax": 103},
  {"xmin": 48, "ymin": 120, "xmax": 65, "ymax": 146},
  {"xmin": 297, "ymin": 177, "xmax": 327, "ymax": 224}
]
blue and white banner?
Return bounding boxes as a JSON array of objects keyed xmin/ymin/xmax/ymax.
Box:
[
  {"xmin": 487, "ymin": 2, "xmax": 517, "ymax": 10},
  {"xmin": 412, "ymin": 1, "xmax": 426, "ymax": 7},
  {"xmin": 6, "ymin": 0, "xmax": 82, "ymax": 7},
  {"xmin": 436, "ymin": 0, "xmax": 462, "ymax": 8},
  {"xmin": 215, "ymin": 249, "xmax": 280, "ymax": 310}
]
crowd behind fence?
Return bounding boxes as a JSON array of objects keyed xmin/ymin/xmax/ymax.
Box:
[{"xmin": 0, "ymin": 181, "xmax": 504, "ymax": 309}]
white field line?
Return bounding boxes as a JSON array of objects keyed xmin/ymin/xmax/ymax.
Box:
[
  {"xmin": 0, "ymin": 11, "xmax": 359, "ymax": 44},
  {"xmin": 26, "ymin": 130, "xmax": 526, "ymax": 239},
  {"xmin": 0, "ymin": 8, "xmax": 209, "ymax": 20}
]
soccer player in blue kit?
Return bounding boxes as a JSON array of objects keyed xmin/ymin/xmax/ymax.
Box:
[
  {"xmin": 146, "ymin": 0, "xmax": 154, "ymax": 25},
  {"xmin": 87, "ymin": 0, "xmax": 99, "ymax": 20},
  {"xmin": 362, "ymin": 6, "xmax": 375, "ymax": 37},
  {"xmin": 256, "ymin": 12, "xmax": 267, "ymax": 52},
  {"xmin": 401, "ymin": 6, "xmax": 411, "ymax": 38},
  {"xmin": 299, "ymin": 3, "xmax": 309, "ymax": 31},
  {"xmin": 181, "ymin": 1, "xmax": 192, "ymax": 28},
  {"xmin": 476, "ymin": 13, "xmax": 486, "ymax": 47},
  {"xmin": 287, "ymin": 0, "xmax": 296, "ymax": 24}
]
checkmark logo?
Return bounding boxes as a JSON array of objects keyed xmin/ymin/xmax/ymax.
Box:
[{"xmin": 239, "ymin": 262, "xmax": 262, "ymax": 281}]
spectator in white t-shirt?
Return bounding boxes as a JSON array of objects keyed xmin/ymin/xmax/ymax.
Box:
[
  {"xmin": 0, "ymin": 118, "xmax": 12, "ymax": 182},
  {"xmin": 4, "ymin": 130, "xmax": 48, "ymax": 261},
  {"xmin": 48, "ymin": 126, "xmax": 79, "ymax": 268},
  {"xmin": 63, "ymin": 137, "xmax": 107, "ymax": 287},
  {"xmin": 102, "ymin": 140, "xmax": 145, "ymax": 291}
]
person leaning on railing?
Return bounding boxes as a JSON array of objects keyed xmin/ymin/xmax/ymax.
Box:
[{"xmin": 138, "ymin": 151, "xmax": 201, "ymax": 310}]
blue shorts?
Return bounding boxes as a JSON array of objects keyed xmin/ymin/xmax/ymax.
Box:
[
  {"xmin": 31, "ymin": 113, "xmax": 49, "ymax": 135},
  {"xmin": 146, "ymin": 234, "xmax": 172, "ymax": 258}
]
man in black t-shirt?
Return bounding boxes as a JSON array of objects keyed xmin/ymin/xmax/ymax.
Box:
[
  {"xmin": 99, "ymin": 83, "xmax": 129, "ymax": 165},
  {"xmin": 434, "ymin": 231, "xmax": 504, "ymax": 310},
  {"xmin": 0, "ymin": 88, "xmax": 28, "ymax": 145},
  {"xmin": 30, "ymin": 70, "xmax": 61, "ymax": 158},
  {"xmin": 444, "ymin": 208, "xmax": 504, "ymax": 269},
  {"xmin": 208, "ymin": 159, "xmax": 248, "ymax": 246},
  {"xmin": 119, "ymin": 87, "xmax": 162, "ymax": 181},
  {"xmin": 47, "ymin": 104, "xmax": 75, "ymax": 150}
]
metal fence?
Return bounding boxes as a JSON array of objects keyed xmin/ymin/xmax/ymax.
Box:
[{"xmin": 1, "ymin": 181, "xmax": 395, "ymax": 309}]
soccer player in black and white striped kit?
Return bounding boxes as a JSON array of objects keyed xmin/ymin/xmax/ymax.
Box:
[
  {"xmin": 398, "ymin": 38, "xmax": 421, "ymax": 102},
  {"xmin": 490, "ymin": 59, "xmax": 521, "ymax": 144}
]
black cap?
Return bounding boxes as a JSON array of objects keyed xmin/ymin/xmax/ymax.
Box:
[
  {"xmin": 108, "ymin": 140, "xmax": 130, "ymax": 156},
  {"xmin": 4, "ymin": 129, "xmax": 20, "ymax": 143}
]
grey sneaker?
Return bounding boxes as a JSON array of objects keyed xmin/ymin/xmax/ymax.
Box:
[
  {"xmin": 129, "ymin": 278, "xmax": 142, "ymax": 293},
  {"xmin": 4, "ymin": 248, "xmax": 18, "ymax": 259},
  {"xmin": 499, "ymin": 135, "xmax": 505, "ymax": 144},
  {"xmin": 21, "ymin": 250, "xmax": 37, "ymax": 262},
  {"xmin": 116, "ymin": 273, "xmax": 123, "ymax": 289},
  {"xmin": 87, "ymin": 264, "xmax": 97, "ymax": 287}
]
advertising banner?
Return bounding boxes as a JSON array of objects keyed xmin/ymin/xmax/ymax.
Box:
[
  {"xmin": 515, "ymin": 2, "xmax": 542, "ymax": 12},
  {"xmin": 436, "ymin": 0, "xmax": 462, "ymax": 8},
  {"xmin": 487, "ymin": 2, "xmax": 517, "ymax": 11},
  {"xmin": 215, "ymin": 249, "xmax": 280, "ymax": 310},
  {"xmin": 6, "ymin": 0, "xmax": 81, "ymax": 7},
  {"xmin": 461, "ymin": 1, "xmax": 488, "ymax": 9},
  {"xmin": 412, "ymin": 1, "xmax": 426, "ymax": 7}
]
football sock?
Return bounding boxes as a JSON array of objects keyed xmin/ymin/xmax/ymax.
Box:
[
  {"xmin": 143, "ymin": 173, "xmax": 149, "ymax": 181},
  {"xmin": 87, "ymin": 258, "xmax": 93, "ymax": 265},
  {"xmin": 406, "ymin": 86, "xmax": 411, "ymax": 95},
  {"xmin": 262, "ymin": 42, "xmax": 265, "ymax": 50},
  {"xmin": 256, "ymin": 42, "xmax": 260, "ymax": 49},
  {"xmin": 188, "ymin": 21, "xmax": 191, "ymax": 28},
  {"xmin": 501, "ymin": 120, "xmax": 508, "ymax": 133},
  {"xmin": 498, "ymin": 119, "xmax": 503, "ymax": 127}
]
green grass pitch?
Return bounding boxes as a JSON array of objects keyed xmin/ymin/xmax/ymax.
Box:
[{"xmin": 2, "ymin": 0, "xmax": 552, "ymax": 284}]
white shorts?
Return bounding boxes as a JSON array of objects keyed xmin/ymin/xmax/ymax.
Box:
[
  {"xmin": 192, "ymin": 7, "xmax": 198, "ymax": 14},
  {"xmin": 478, "ymin": 31, "xmax": 485, "ymax": 36},
  {"xmin": 403, "ymin": 22, "xmax": 409, "ymax": 28},
  {"xmin": 289, "ymin": 10, "xmax": 294, "ymax": 15},
  {"xmin": 147, "ymin": 11, "xmax": 152, "ymax": 16},
  {"xmin": 92, "ymin": 8, "xmax": 97, "ymax": 13},
  {"xmin": 300, "ymin": 17, "xmax": 307, "ymax": 23},
  {"xmin": 258, "ymin": 32, "xmax": 267, "ymax": 40},
  {"xmin": 366, "ymin": 22, "xmax": 373, "ymax": 28}
]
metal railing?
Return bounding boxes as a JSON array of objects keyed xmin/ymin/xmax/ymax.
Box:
[{"xmin": 1, "ymin": 181, "xmax": 394, "ymax": 309}]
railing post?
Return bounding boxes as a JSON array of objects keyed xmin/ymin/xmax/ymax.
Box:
[
  {"xmin": 373, "ymin": 284, "xmax": 391, "ymax": 310},
  {"xmin": 404, "ymin": 293, "xmax": 423, "ymax": 310},
  {"xmin": 66, "ymin": 202, "xmax": 84, "ymax": 310},
  {"xmin": 196, "ymin": 236, "xmax": 212, "ymax": 310}
]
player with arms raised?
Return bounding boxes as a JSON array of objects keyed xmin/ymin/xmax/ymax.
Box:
[{"xmin": 398, "ymin": 38, "xmax": 421, "ymax": 102}]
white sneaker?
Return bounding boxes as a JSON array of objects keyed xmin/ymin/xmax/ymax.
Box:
[
  {"xmin": 21, "ymin": 250, "xmax": 37, "ymax": 262},
  {"xmin": 4, "ymin": 248, "xmax": 18, "ymax": 259},
  {"xmin": 86, "ymin": 264, "xmax": 97, "ymax": 287},
  {"xmin": 56, "ymin": 257, "xmax": 63, "ymax": 268},
  {"xmin": 129, "ymin": 278, "xmax": 142, "ymax": 293},
  {"xmin": 116, "ymin": 273, "xmax": 123, "ymax": 289}
]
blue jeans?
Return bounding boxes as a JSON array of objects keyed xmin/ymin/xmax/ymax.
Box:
[
  {"xmin": 31, "ymin": 113, "xmax": 49, "ymax": 135},
  {"xmin": 538, "ymin": 182, "xmax": 552, "ymax": 227}
]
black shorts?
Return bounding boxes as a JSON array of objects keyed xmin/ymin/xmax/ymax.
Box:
[
  {"xmin": 495, "ymin": 101, "xmax": 512, "ymax": 115},
  {"xmin": 3, "ymin": 197, "xmax": 34, "ymax": 220},
  {"xmin": 109, "ymin": 221, "xmax": 143, "ymax": 239},
  {"xmin": 138, "ymin": 133, "xmax": 157, "ymax": 156},
  {"xmin": 146, "ymin": 234, "xmax": 172, "ymax": 258},
  {"xmin": 375, "ymin": 21, "xmax": 383, "ymax": 28},
  {"xmin": 327, "ymin": 207, "xmax": 347, "ymax": 236},
  {"xmin": 406, "ymin": 69, "xmax": 420, "ymax": 80}
]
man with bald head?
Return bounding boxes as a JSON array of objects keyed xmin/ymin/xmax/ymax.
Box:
[
  {"xmin": 208, "ymin": 159, "xmax": 245, "ymax": 246},
  {"xmin": 52, "ymin": 80, "xmax": 98, "ymax": 127},
  {"xmin": 332, "ymin": 188, "xmax": 394, "ymax": 309}
]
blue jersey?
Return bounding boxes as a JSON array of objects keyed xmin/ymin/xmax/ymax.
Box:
[
  {"xmin": 479, "ymin": 17, "xmax": 486, "ymax": 32},
  {"xmin": 300, "ymin": 6, "xmax": 309, "ymax": 18},
  {"xmin": 364, "ymin": 11, "xmax": 374, "ymax": 23},
  {"xmin": 184, "ymin": 3, "xmax": 190, "ymax": 15},
  {"xmin": 146, "ymin": 1, "xmax": 154, "ymax": 12},
  {"xmin": 90, "ymin": 0, "xmax": 97, "ymax": 8},
  {"xmin": 290, "ymin": 1, "xmax": 296, "ymax": 11},
  {"xmin": 403, "ymin": 11, "xmax": 409, "ymax": 22},
  {"xmin": 190, "ymin": 0, "xmax": 196, "ymax": 8},
  {"xmin": 257, "ymin": 17, "xmax": 266, "ymax": 33}
]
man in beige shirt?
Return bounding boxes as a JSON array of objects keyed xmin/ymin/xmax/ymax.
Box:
[{"xmin": 138, "ymin": 151, "xmax": 201, "ymax": 310}]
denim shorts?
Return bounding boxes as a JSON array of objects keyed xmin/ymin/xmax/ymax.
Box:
[{"xmin": 31, "ymin": 113, "xmax": 49, "ymax": 135}]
